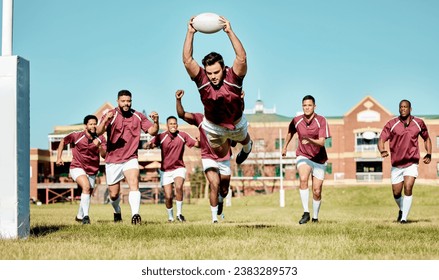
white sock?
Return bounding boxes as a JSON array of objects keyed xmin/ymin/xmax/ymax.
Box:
[
  {"xmin": 243, "ymin": 140, "xmax": 252, "ymax": 153},
  {"xmin": 401, "ymin": 196, "xmax": 413, "ymax": 221},
  {"xmin": 312, "ymin": 199, "xmax": 321, "ymax": 219},
  {"xmin": 176, "ymin": 200, "xmax": 183, "ymax": 216},
  {"xmin": 76, "ymin": 203, "xmax": 84, "ymax": 219},
  {"xmin": 394, "ymin": 196, "xmax": 403, "ymax": 210},
  {"xmin": 80, "ymin": 193, "xmax": 91, "ymax": 217},
  {"xmin": 211, "ymin": 206, "xmax": 218, "ymax": 221},
  {"xmin": 167, "ymin": 207, "xmax": 174, "ymax": 221},
  {"xmin": 110, "ymin": 196, "xmax": 121, "ymax": 214},
  {"xmin": 129, "ymin": 191, "xmax": 141, "ymax": 216},
  {"xmin": 299, "ymin": 188, "xmax": 310, "ymax": 213}
]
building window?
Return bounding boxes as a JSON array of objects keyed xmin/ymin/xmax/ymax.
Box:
[
  {"xmin": 437, "ymin": 163, "xmax": 439, "ymax": 177},
  {"xmin": 254, "ymin": 139, "xmax": 265, "ymax": 151},
  {"xmin": 275, "ymin": 138, "xmax": 283, "ymax": 149},
  {"xmin": 355, "ymin": 132, "xmax": 379, "ymax": 152},
  {"xmin": 325, "ymin": 138, "xmax": 332, "ymax": 148},
  {"xmin": 436, "ymin": 136, "xmax": 439, "ymax": 148},
  {"xmin": 254, "ymin": 166, "xmax": 262, "ymax": 177},
  {"xmin": 326, "ymin": 162, "xmax": 332, "ymax": 174}
]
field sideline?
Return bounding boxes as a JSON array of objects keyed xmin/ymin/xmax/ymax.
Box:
[{"xmin": 1, "ymin": 184, "xmax": 439, "ymax": 260}]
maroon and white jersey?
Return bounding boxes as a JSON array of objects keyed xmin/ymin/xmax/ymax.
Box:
[
  {"xmin": 101, "ymin": 107, "xmax": 153, "ymax": 163},
  {"xmin": 287, "ymin": 113, "xmax": 331, "ymax": 164},
  {"xmin": 379, "ymin": 115, "xmax": 430, "ymax": 168},
  {"xmin": 192, "ymin": 113, "xmax": 231, "ymax": 161},
  {"xmin": 63, "ymin": 131, "xmax": 106, "ymax": 175},
  {"xmin": 150, "ymin": 130, "xmax": 197, "ymax": 172},
  {"xmin": 192, "ymin": 66, "xmax": 244, "ymax": 130}
]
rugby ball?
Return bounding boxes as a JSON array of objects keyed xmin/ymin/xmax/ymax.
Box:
[{"xmin": 192, "ymin": 13, "xmax": 223, "ymax": 34}]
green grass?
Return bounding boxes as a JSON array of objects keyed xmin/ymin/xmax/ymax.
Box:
[{"xmin": 1, "ymin": 185, "xmax": 439, "ymax": 260}]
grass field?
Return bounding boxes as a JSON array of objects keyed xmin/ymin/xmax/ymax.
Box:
[{"xmin": 1, "ymin": 184, "xmax": 439, "ymax": 260}]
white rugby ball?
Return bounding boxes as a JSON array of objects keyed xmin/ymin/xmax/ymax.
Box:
[{"xmin": 192, "ymin": 12, "xmax": 223, "ymax": 34}]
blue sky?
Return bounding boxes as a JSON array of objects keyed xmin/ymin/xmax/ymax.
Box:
[{"xmin": 3, "ymin": 0, "xmax": 439, "ymax": 149}]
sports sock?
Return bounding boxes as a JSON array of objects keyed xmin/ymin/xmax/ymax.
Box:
[
  {"xmin": 110, "ymin": 196, "xmax": 121, "ymax": 214},
  {"xmin": 394, "ymin": 196, "xmax": 403, "ymax": 210},
  {"xmin": 129, "ymin": 190, "xmax": 141, "ymax": 216},
  {"xmin": 299, "ymin": 188, "xmax": 310, "ymax": 213},
  {"xmin": 401, "ymin": 195, "xmax": 413, "ymax": 221},
  {"xmin": 176, "ymin": 200, "xmax": 183, "ymax": 216},
  {"xmin": 167, "ymin": 207, "xmax": 174, "ymax": 221},
  {"xmin": 80, "ymin": 193, "xmax": 91, "ymax": 217},
  {"xmin": 312, "ymin": 199, "xmax": 321, "ymax": 219},
  {"xmin": 211, "ymin": 205, "xmax": 218, "ymax": 222},
  {"xmin": 242, "ymin": 141, "xmax": 252, "ymax": 153},
  {"xmin": 76, "ymin": 202, "xmax": 84, "ymax": 219}
]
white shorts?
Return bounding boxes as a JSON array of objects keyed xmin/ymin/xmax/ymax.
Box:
[
  {"xmin": 70, "ymin": 168, "xmax": 96, "ymax": 187},
  {"xmin": 202, "ymin": 158, "xmax": 231, "ymax": 176},
  {"xmin": 160, "ymin": 167, "xmax": 186, "ymax": 186},
  {"xmin": 201, "ymin": 115, "xmax": 248, "ymax": 148},
  {"xmin": 105, "ymin": 158, "xmax": 139, "ymax": 185},
  {"xmin": 296, "ymin": 155, "xmax": 326, "ymax": 181},
  {"xmin": 391, "ymin": 164, "xmax": 418, "ymax": 184}
]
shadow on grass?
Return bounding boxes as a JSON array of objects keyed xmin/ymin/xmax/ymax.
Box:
[
  {"xmin": 30, "ymin": 225, "xmax": 65, "ymax": 237},
  {"xmin": 236, "ymin": 224, "xmax": 274, "ymax": 229}
]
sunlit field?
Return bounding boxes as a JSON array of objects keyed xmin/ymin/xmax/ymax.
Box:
[{"xmin": 1, "ymin": 185, "xmax": 438, "ymax": 260}]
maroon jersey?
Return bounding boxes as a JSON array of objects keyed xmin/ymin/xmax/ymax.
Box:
[
  {"xmin": 63, "ymin": 131, "xmax": 106, "ymax": 175},
  {"xmin": 192, "ymin": 113, "xmax": 231, "ymax": 161},
  {"xmin": 379, "ymin": 116, "xmax": 429, "ymax": 168},
  {"xmin": 193, "ymin": 66, "xmax": 244, "ymax": 130},
  {"xmin": 287, "ymin": 113, "xmax": 331, "ymax": 164},
  {"xmin": 150, "ymin": 130, "xmax": 197, "ymax": 172},
  {"xmin": 102, "ymin": 108, "xmax": 153, "ymax": 163}
]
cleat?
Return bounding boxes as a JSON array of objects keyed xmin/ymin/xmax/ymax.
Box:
[
  {"xmin": 397, "ymin": 210, "xmax": 403, "ymax": 222},
  {"xmin": 217, "ymin": 202, "xmax": 224, "ymax": 216},
  {"xmin": 168, "ymin": 219, "xmax": 174, "ymax": 223},
  {"xmin": 177, "ymin": 214, "xmax": 186, "ymax": 222},
  {"xmin": 400, "ymin": 220, "xmax": 408, "ymax": 224},
  {"xmin": 236, "ymin": 140, "xmax": 253, "ymax": 165},
  {"xmin": 114, "ymin": 213, "xmax": 122, "ymax": 223},
  {"xmin": 75, "ymin": 216, "xmax": 83, "ymax": 223},
  {"xmin": 299, "ymin": 212, "xmax": 310, "ymax": 224},
  {"xmin": 131, "ymin": 214, "xmax": 142, "ymax": 225},
  {"xmin": 213, "ymin": 220, "xmax": 218, "ymax": 224},
  {"xmin": 82, "ymin": 216, "xmax": 90, "ymax": 225},
  {"xmin": 311, "ymin": 218, "xmax": 319, "ymax": 223}
]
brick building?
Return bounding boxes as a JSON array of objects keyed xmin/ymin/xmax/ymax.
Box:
[{"xmin": 30, "ymin": 95, "xmax": 439, "ymax": 202}]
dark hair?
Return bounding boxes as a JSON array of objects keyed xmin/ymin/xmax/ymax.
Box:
[
  {"xmin": 166, "ymin": 116, "xmax": 177, "ymax": 123},
  {"xmin": 83, "ymin": 115, "xmax": 98, "ymax": 125},
  {"xmin": 118, "ymin": 89, "xmax": 132, "ymax": 98},
  {"xmin": 399, "ymin": 99, "xmax": 411, "ymax": 108},
  {"xmin": 202, "ymin": 52, "xmax": 225, "ymax": 68},
  {"xmin": 302, "ymin": 95, "xmax": 315, "ymax": 104}
]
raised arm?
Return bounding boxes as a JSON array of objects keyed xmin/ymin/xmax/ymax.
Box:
[
  {"xmin": 183, "ymin": 17, "xmax": 201, "ymax": 79},
  {"xmin": 221, "ymin": 16, "xmax": 247, "ymax": 78},
  {"xmin": 147, "ymin": 112, "xmax": 159, "ymax": 136},
  {"xmin": 96, "ymin": 110, "xmax": 114, "ymax": 136},
  {"xmin": 175, "ymin": 89, "xmax": 196, "ymax": 125}
]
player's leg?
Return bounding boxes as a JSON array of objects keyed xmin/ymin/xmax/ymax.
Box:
[
  {"xmin": 218, "ymin": 160, "xmax": 232, "ymax": 217},
  {"xmin": 297, "ymin": 158, "xmax": 312, "ymax": 224},
  {"xmin": 106, "ymin": 163, "xmax": 125, "ymax": 222},
  {"xmin": 163, "ymin": 183, "xmax": 174, "ymax": 222},
  {"xmin": 310, "ymin": 162, "xmax": 326, "ymax": 223},
  {"xmin": 174, "ymin": 176, "xmax": 186, "ymax": 222},
  {"xmin": 400, "ymin": 176, "xmax": 416, "ymax": 223},
  {"xmin": 205, "ymin": 167, "xmax": 220, "ymax": 223},
  {"xmin": 123, "ymin": 159, "xmax": 141, "ymax": 225},
  {"xmin": 75, "ymin": 174, "xmax": 93, "ymax": 224},
  {"xmin": 391, "ymin": 166, "xmax": 404, "ymax": 222}
]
